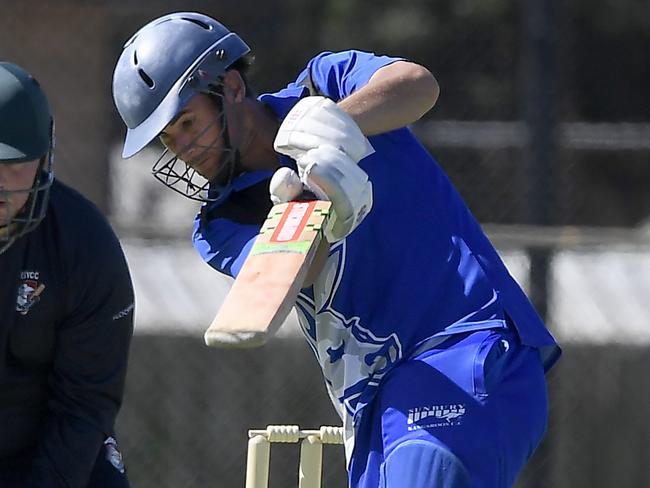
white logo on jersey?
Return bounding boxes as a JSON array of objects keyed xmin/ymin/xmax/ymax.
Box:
[
  {"xmin": 20, "ymin": 270, "xmax": 40, "ymax": 280},
  {"xmin": 295, "ymin": 241, "xmax": 402, "ymax": 417},
  {"xmin": 407, "ymin": 404, "xmax": 467, "ymax": 430},
  {"xmin": 112, "ymin": 303, "xmax": 134, "ymax": 321}
]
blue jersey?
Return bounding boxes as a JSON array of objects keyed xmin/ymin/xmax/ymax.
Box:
[{"xmin": 194, "ymin": 50, "xmax": 560, "ymax": 425}]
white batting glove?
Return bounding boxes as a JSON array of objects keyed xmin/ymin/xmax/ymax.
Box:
[
  {"xmin": 272, "ymin": 97, "xmax": 374, "ymax": 241},
  {"xmin": 269, "ymin": 167, "xmax": 304, "ymax": 205},
  {"xmin": 274, "ymin": 96, "xmax": 375, "ymax": 165},
  {"xmin": 270, "ymin": 146, "xmax": 373, "ymax": 242}
]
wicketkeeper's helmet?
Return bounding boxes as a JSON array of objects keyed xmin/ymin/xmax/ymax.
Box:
[{"xmin": 0, "ymin": 62, "xmax": 54, "ymax": 254}]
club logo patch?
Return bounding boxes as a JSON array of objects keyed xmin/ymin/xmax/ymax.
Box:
[{"xmin": 16, "ymin": 271, "xmax": 45, "ymax": 315}]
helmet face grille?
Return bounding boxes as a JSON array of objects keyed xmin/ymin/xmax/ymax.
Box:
[
  {"xmin": 149, "ymin": 89, "xmax": 239, "ymax": 203},
  {"xmin": 152, "ymin": 152, "xmax": 211, "ymax": 201},
  {"xmin": 0, "ymin": 155, "xmax": 53, "ymax": 255}
]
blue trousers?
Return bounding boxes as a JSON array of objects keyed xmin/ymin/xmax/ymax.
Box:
[{"xmin": 349, "ymin": 327, "xmax": 548, "ymax": 488}]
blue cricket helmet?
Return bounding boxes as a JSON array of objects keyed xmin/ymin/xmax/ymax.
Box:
[{"xmin": 112, "ymin": 12, "xmax": 250, "ymax": 158}]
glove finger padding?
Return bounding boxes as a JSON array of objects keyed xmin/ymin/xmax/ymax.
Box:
[
  {"xmin": 274, "ymin": 96, "xmax": 375, "ymax": 164},
  {"xmin": 269, "ymin": 167, "xmax": 304, "ymax": 204},
  {"xmin": 298, "ymin": 145, "xmax": 373, "ymax": 242}
]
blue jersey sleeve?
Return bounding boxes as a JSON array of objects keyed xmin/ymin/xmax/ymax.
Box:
[
  {"xmin": 193, "ymin": 215, "xmax": 259, "ymax": 278},
  {"xmin": 304, "ymin": 50, "xmax": 403, "ymax": 101},
  {"xmin": 193, "ymin": 171, "xmax": 275, "ymax": 278}
]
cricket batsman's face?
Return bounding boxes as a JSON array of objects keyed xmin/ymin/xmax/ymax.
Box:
[
  {"xmin": 158, "ymin": 93, "xmax": 227, "ymax": 183},
  {"xmin": 0, "ymin": 159, "xmax": 40, "ymax": 226}
]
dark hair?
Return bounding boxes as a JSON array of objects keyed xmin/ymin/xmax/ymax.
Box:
[
  {"xmin": 227, "ymin": 53, "xmax": 256, "ymax": 98},
  {"xmin": 204, "ymin": 52, "xmax": 256, "ymax": 109}
]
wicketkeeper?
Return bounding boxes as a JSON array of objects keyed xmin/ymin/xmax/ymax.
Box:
[{"xmin": 0, "ymin": 63, "xmax": 134, "ymax": 486}]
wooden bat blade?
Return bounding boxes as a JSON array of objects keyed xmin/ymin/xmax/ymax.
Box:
[{"xmin": 204, "ymin": 200, "xmax": 334, "ymax": 348}]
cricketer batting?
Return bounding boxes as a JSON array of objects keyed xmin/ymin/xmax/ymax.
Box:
[{"xmin": 112, "ymin": 12, "xmax": 561, "ymax": 488}]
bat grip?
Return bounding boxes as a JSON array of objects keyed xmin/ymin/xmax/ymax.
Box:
[{"xmin": 294, "ymin": 190, "xmax": 319, "ymax": 202}]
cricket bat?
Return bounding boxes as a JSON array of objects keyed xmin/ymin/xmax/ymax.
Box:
[{"xmin": 204, "ymin": 199, "xmax": 335, "ymax": 348}]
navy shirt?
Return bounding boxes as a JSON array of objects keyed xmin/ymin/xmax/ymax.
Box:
[{"xmin": 0, "ymin": 179, "xmax": 134, "ymax": 486}]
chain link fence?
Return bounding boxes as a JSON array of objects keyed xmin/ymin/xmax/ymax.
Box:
[{"xmin": 2, "ymin": 0, "xmax": 649, "ymax": 486}]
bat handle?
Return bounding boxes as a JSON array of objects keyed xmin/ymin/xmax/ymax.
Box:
[{"xmin": 294, "ymin": 190, "xmax": 319, "ymax": 202}]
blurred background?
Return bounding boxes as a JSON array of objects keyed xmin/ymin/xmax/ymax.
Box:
[{"xmin": 2, "ymin": 0, "xmax": 649, "ymax": 486}]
